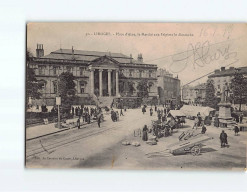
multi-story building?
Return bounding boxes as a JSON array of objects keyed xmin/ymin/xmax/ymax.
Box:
[
  {"xmin": 182, "ymin": 83, "xmax": 206, "ymax": 105},
  {"xmin": 28, "ymin": 44, "xmax": 158, "ymax": 107},
  {"xmin": 208, "ymin": 66, "xmax": 247, "ymax": 98},
  {"xmin": 157, "ymin": 69, "xmax": 181, "ymax": 106}
]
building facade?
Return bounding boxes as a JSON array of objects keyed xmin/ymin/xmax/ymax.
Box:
[
  {"xmin": 28, "ymin": 44, "xmax": 158, "ymax": 106},
  {"xmin": 208, "ymin": 66, "xmax": 247, "ymax": 98},
  {"xmin": 182, "ymin": 83, "xmax": 206, "ymax": 105},
  {"xmin": 157, "ymin": 69, "xmax": 181, "ymax": 106}
]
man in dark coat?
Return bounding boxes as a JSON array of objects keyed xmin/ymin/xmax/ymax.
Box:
[
  {"xmin": 72, "ymin": 107, "xmax": 74, "ymax": 116},
  {"xmin": 77, "ymin": 118, "xmax": 80, "ymax": 129},
  {"xmin": 201, "ymin": 124, "xmax": 207, "ymax": 134},
  {"xmin": 214, "ymin": 116, "xmax": 219, "ymax": 127},
  {"xmin": 111, "ymin": 109, "xmax": 115, "ymax": 122},
  {"xmin": 97, "ymin": 114, "xmax": 101, "ymax": 128},
  {"xmin": 220, "ymin": 130, "xmax": 228, "ymax": 147},
  {"xmin": 142, "ymin": 106, "xmax": 146, "ymax": 114},
  {"xmin": 240, "ymin": 113, "xmax": 243, "ymax": 124},
  {"xmin": 87, "ymin": 114, "xmax": 91, "ymax": 124},
  {"xmin": 234, "ymin": 125, "xmax": 239, "ymax": 136}
]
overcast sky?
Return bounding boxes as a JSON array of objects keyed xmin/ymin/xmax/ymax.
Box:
[{"xmin": 27, "ymin": 23, "xmax": 247, "ymax": 86}]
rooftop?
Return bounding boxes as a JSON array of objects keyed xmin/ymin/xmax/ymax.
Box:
[
  {"xmin": 208, "ymin": 66, "xmax": 247, "ymax": 78},
  {"xmin": 39, "ymin": 48, "xmax": 147, "ymax": 65}
]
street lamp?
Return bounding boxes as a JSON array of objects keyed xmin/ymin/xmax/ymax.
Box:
[{"xmin": 56, "ymin": 75, "xmax": 61, "ymax": 129}]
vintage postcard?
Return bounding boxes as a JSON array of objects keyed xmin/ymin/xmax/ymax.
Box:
[{"xmin": 26, "ymin": 23, "xmax": 247, "ymax": 170}]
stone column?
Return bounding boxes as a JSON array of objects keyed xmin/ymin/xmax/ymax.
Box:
[
  {"xmin": 116, "ymin": 70, "xmax": 119, "ymax": 97},
  {"xmin": 99, "ymin": 69, "xmax": 103, "ymax": 96},
  {"xmin": 90, "ymin": 69, "xmax": 94, "ymax": 94},
  {"xmin": 108, "ymin": 70, "xmax": 112, "ymax": 96}
]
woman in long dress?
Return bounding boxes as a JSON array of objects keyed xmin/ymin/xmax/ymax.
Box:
[{"xmin": 142, "ymin": 125, "xmax": 148, "ymax": 141}]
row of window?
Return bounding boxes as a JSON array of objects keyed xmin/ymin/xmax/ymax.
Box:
[
  {"xmin": 120, "ymin": 69, "xmax": 155, "ymax": 78},
  {"xmin": 38, "ymin": 66, "xmax": 87, "ymax": 76},
  {"xmin": 40, "ymin": 81, "xmax": 86, "ymax": 94}
]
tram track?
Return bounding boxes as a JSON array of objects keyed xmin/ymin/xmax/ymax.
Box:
[{"xmin": 26, "ymin": 125, "xmax": 117, "ymax": 158}]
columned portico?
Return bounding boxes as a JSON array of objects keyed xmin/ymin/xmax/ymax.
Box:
[
  {"xmin": 89, "ymin": 55, "xmax": 120, "ymax": 97},
  {"xmin": 89, "ymin": 68, "xmax": 119, "ymax": 97}
]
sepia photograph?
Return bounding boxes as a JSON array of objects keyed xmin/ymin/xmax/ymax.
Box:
[{"xmin": 25, "ymin": 23, "xmax": 247, "ymax": 170}]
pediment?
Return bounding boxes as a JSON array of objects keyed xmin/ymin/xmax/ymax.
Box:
[{"xmin": 89, "ymin": 55, "xmax": 120, "ymax": 69}]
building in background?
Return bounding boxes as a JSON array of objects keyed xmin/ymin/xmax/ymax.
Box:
[
  {"xmin": 157, "ymin": 68, "xmax": 181, "ymax": 107},
  {"xmin": 182, "ymin": 83, "xmax": 206, "ymax": 106},
  {"xmin": 28, "ymin": 44, "xmax": 158, "ymax": 107},
  {"xmin": 208, "ymin": 66, "xmax": 247, "ymax": 98}
]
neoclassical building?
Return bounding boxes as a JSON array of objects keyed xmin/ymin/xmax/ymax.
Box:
[{"xmin": 28, "ymin": 44, "xmax": 158, "ymax": 107}]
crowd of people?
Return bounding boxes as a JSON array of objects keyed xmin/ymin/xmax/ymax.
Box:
[
  {"xmin": 110, "ymin": 108, "xmax": 124, "ymax": 122},
  {"xmin": 140, "ymin": 105, "xmax": 174, "ymax": 141},
  {"xmin": 73, "ymin": 105, "xmax": 103, "ymax": 128}
]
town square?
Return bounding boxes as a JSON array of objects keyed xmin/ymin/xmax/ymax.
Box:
[{"xmin": 25, "ymin": 23, "xmax": 247, "ymax": 169}]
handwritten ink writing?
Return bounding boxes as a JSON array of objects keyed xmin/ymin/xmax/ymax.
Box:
[{"xmin": 169, "ymin": 40, "xmax": 239, "ymax": 73}]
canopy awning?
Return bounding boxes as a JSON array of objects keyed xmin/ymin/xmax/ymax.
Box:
[
  {"xmin": 180, "ymin": 105, "xmax": 215, "ymax": 118},
  {"xmin": 168, "ymin": 110, "xmax": 186, "ymax": 117}
]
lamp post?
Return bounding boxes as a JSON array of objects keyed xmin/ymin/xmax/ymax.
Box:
[{"xmin": 56, "ymin": 75, "xmax": 61, "ymax": 129}]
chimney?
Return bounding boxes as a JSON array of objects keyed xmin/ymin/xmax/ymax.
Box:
[
  {"xmin": 215, "ymin": 69, "xmax": 220, "ymax": 74},
  {"xmin": 137, "ymin": 53, "xmax": 143, "ymax": 63},
  {"xmin": 221, "ymin": 67, "xmax": 225, "ymax": 71},
  {"xmin": 130, "ymin": 54, "xmax": 132, "ymax": 63},
  {"xmin": 36, "ymin": 44, "xmax": 44, "ymax": 58}
]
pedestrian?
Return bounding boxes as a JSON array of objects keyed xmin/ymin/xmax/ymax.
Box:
[
  {"xmin": 234, "ymin": 124, "xmax": 239, "ymax": 136},
  {"xmin": 201, "ymin": 124, "xmax": 207, "ymax": 134},
  {"xmin": 236, "ymin": 115, "xmax": 239, "ymax": 123},
  {"xmin": 155, "ymin": 105, "xmax": 157, "ymax": 112},
  {"xmin": 150, "ymin": 107, "xmax": 153, "ymax": 116},
  {"xmin": 111, "ymin": 109, "xmax": 115, "ymax": 122},
  {"xmin": 142, "ymin": 106, "xmax": 146, "ymax": 114},
  {"xmin": 142, "ymin": 125, "xmax": 148, "ymax": 141},
  {"xmin": 77, "ymin": 118, "xmax": 80, "ymax": 129},
  {"xmin": 240, "ymin": 113, "xmax": 243, "ymax": 124},
  {"xmin": 75, "ymin": 107, "xmax": 78, "ymax": 116},
  {"xmin": 72, "ymin": 106, "xmax": 74, "ymax": 116},
  {"xmin": 120, "ymin": 109, "xmax": 124, "ymax": 116},
  {"xmin": 87, "ymin": 114, "xmax": 91, "ymax": 124},
  {"xmin": 220, "ymin": 130, "xmax": 228, "ymax": 147},
  {"xmin": 82, "ymin": 112, "xmax": 86, "ymax": 123},
  {"xmin": 78, "ymin": 108, "xmax": 81, "ymax": 119},
  {"xmin": 197, "ymin": 112, "xmax": 202, "ymax": 127},
  {"xmin": 97, "ymin": 114, "xmax": 101, "ymax": 128},
  {"xmin": 192, "ymin": 117, "xmax": 199, "ymax": 130},
  {"xmin": 214, "ymin": 115, "xmax": 219, "ymax": 127},
  {"xmin": 116, "ymin": 111, "xmax": 119, "ymax": 121}
]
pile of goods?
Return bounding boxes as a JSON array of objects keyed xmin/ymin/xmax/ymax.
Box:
[
  {"xmin": 122, "ymin": 140, "xmax": 141, "ymax": 147},
  {"xmin": 146, "ymin": 135, "xmax": 157, "ymax": 145}
]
